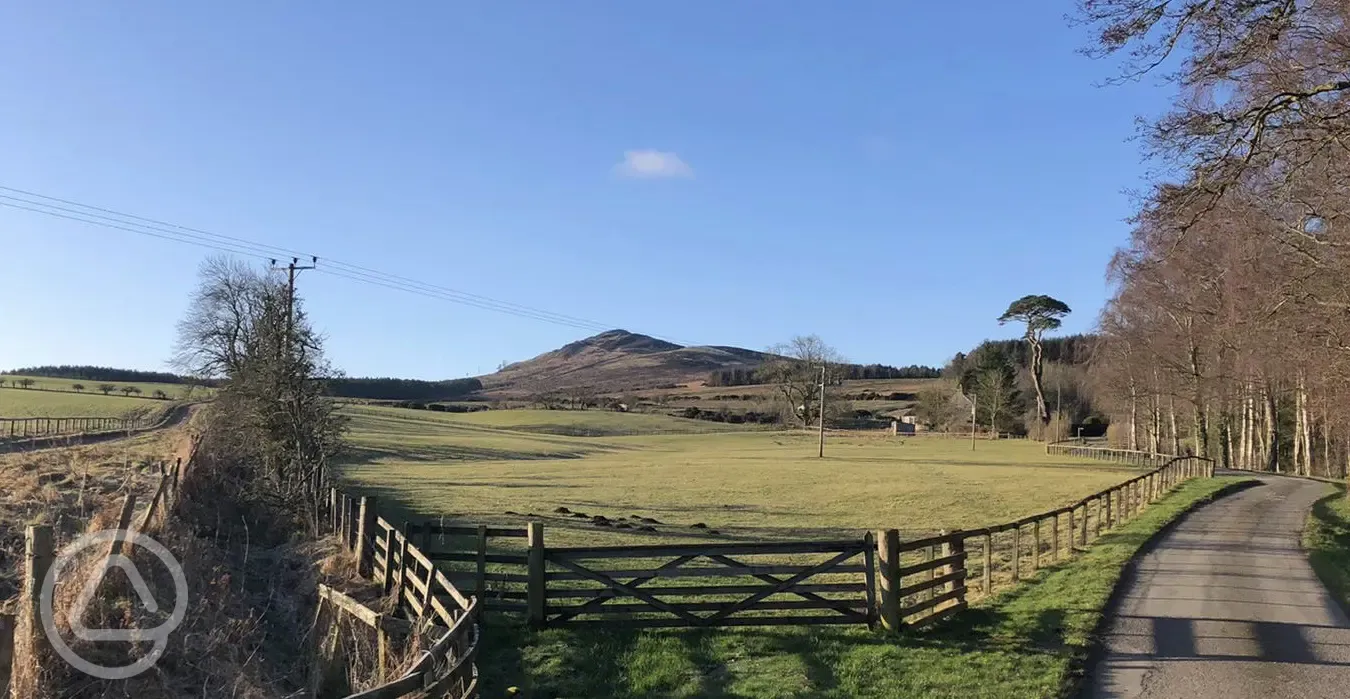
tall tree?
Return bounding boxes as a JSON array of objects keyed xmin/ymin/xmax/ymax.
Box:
[{"xmin": 998, "ymin": 295, "xmax": 1071, "ymax": 426}]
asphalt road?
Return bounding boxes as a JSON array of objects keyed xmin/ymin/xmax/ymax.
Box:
[{"xmin": 1088, "ymin": 473, "xmax": 1350, "ymax": 698}]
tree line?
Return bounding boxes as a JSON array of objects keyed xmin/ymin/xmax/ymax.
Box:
[
  {"xmin": 2, "ymin": 365, "xmax": 206, "ymax": 385},
  {"xmin": 323, "ymin": 376, "xmax": 482, "ymax": 400},
  {"xmin": 704, "ymin": 362, "xmax": 939, "ymax": 387},
  {"xmin": 1077, "ymin": 1, "xmax": 1350, "ymax": 478}
]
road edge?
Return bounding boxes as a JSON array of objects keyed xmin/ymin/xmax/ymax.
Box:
[{"xmin": 1067, "ymin": 478, "xmax": 1263, "ymax": 698}]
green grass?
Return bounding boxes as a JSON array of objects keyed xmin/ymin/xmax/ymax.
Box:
[
  {"xmin": 478, "ymin": 476, "xmax": 1254, "ymax": 699},
  {"xmin": 338, "ymin": 406, "xmax": 1148, "ymax": 546},
  {"xmin": 0, "ymin": 385, "xmax": 174, "ymax": 419},
  {"xmin": 1304, "ymin": 484, "xmax": 1350, "ymax": 611}
]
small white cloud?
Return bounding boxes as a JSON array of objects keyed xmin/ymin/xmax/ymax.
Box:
[{"xmin": 614, "ymin": 150, "xmax": 694, "ymax": 179}]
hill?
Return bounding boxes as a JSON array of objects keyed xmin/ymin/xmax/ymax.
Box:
[{"xmin": 481, "ymin": 329, "xmax": 768, "ymax": 396}]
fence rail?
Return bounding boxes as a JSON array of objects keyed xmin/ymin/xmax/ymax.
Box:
[
  {"xmin": 0, "ymin": 414, "xmax": 157, "ymax": 441},
  {"xmin": 1045, "ymin": 442, "xmax": 1174, "ymax": 468},
  {"xmin": 325, "ymin": 455, "xmax": 1213, "ymax": 638},
  {"xmin": 321, "ymin": 494, "xmax": 479, "ymax": 699}
]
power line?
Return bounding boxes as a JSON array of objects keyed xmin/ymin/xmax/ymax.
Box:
[{"xmin": 0, "ymin": 186, "xmax": 683, "ymax": 340}]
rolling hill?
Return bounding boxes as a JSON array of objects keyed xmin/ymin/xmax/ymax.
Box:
[{"xmin": 478, "ymin": 329, "xmax": 769, "ymax": 396}]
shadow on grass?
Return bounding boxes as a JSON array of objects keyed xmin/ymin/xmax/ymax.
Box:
[{"xmin": 477, "ymin": 574, "xmax": 1085, "ymax": 698}]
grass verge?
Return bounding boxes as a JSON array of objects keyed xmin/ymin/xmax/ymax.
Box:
[
  {"xmin": 1304, "ymin": 483, "xmax": 1350, "ymax": 614},
  {"xmin": 478, "ymin": 476, "xmax": 1254, "ymax": 699}
]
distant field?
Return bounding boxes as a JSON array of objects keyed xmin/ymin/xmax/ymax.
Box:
[
  {"xmin": 338, "ymin": 406, "xmax": 1140, "ymax": 547},
  {"xmin": 0, "ymin": 374, "xmax": 205, "ymax": 399},
  {"xmin": 0, "ymin": 385, "xmax": 175, "ymax": 419}
]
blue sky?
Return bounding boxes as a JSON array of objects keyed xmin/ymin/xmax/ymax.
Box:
[{"xmin": 0, "ymin": 2, "xmax": 1171, "ymax": 379}]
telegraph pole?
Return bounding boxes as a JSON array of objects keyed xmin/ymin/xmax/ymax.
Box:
[
  {"xmin": 817, "ymin": 365, "xmax": 827, "ymax": 458},
  {"xmin": 272, "ymin": 256, "xmax": 317, "ymax": 363}
]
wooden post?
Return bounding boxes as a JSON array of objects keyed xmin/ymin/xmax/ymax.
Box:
[
  {"xmin": 342, "ymin": 496, "xmax": 356, "ymax": 550},
  {"xmin": 23, "ymin": 525, "xmax": 54, "ymax": 661},
  {"xmin": 381, "ymin": 527, "xmax": 397, "ymax": 594},
  {"xmin": 0, "ymin": 612, "xmax": 14, "ymax": 699},
  {"xmin": 863, "ymin": 532, "xmax": 878, "ymax": 629},
  {"xmin": 329, "ymin": 488, "xmax": 338, "ymax": 533},
  {"xmin": 1011, "ymin": 525, "xmax": 1020, "ymax": 582},
  {"xmin": 1066, "ymin": 508, "xmax": 1075, "ymax": 552},
  {"xmin": 876, "ymin": 529, "xmax": 901, "ymax": 631},
  {"xmin": 1052, "ymin": 513, "xmax": 1061, "ymax": 561},
  {"xmin": 1031, "ymin": 520, "xmax": 1040, "ymax": 572},
  {"xmin": 527, "ymin": 521, "xmax": 546, "ymax": 628},
  {"xmin": 1079, "ymin": 503, "xmax": 1088, "ymax": 545},
  {"xmin": 982, "ymin": 531, "xmax": 993, "ymax": 596},
  {"xmin": 108, "ymin": 494, "xmax": 138, "ymax": 557},
  {"xmin": 1095, "ymin": 496, "xmax": 1104, "ymax": 537},
  {"xmin": 476, "ymin": 525, "xmax": 489, "ymax": 599},
  {"xmin": 949, "ymin": 535, "xmax": 966, "ymax": 607},
  {"xmin": 1105, "ymin": 490, "xmax": 1114, "ymax": 529},
  {"xmin": 925, "ymin": 542, "xmax": 937, "ymax": 600},
  {"xmin": 355, "ymin": 496, "xmax": 376, "ymax": 577}
]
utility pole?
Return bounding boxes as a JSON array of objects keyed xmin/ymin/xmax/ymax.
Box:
[
  {"xmin": 273, "ymin": 256, "xmax": 318, "ymax": 361},
  {"xmin": 817, "ymin": 365, "xmax": 827, "ymax": 458}
]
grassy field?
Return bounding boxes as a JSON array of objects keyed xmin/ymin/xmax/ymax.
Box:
[
  {"xmin": 477, "ymin": 477, "xmax": 1253, "ymax": 698},
  {"xmin": 338, "ymin": 406, "xmax": 1146, "ymax": 547},
  {"xmin": 0, "ymin": 385, "xmax": 176, "ymax": 419}
]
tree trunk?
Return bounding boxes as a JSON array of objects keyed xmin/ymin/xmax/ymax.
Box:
[
  {"xmin": 1169, "ymin": 396, "xmax": 1181, "ymax": 455},
  {"xmin": 1029, "ymin": 338, "xmax": 1049, "ymax": 424},
  {"xmin": 1265, "ymin": 385, "xmax": 1279, "ymax": 473},
  {"xmin": 1128, "ymin": 376, "xmax": 1139, "ymax": 451}
]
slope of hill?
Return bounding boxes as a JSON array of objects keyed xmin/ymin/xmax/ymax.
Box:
[{"xmin": 480, "ymin": 329, "xmax": 769, "ymax": 396}]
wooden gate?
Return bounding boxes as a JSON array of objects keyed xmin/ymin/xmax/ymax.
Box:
[{"xmin": 541, "ymin": 537, "xmax": 875, "ymax": 628}]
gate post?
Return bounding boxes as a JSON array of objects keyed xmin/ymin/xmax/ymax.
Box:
[
  {"xmin": 527, "ymin": 521, "xmax": 546, "ymax": 628},
  {"xmin": 949, "ymin": 535, "xmax": 966, "ymax": 608},
  {"xmin": 355, "ymin": 496, "xmax": 376, "ymax": 577},
  {"xmin": 876, "ymin": 529, "xmax": 901, "ymax": 632}
]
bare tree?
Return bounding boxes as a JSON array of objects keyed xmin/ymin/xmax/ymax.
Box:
[
  {"xmin": 72, "ymin": 383, "xmax": 85, "ymax": 393},
  {"xmin": 17, "ymin": 378, "xmax": 35, "ymax": 389},
  {"xmin": 98, "ymin": 384, "xmax": 116, "ymax": 395},
  {"xmin": 174, "ymin": 255, "xmax": 346, "ymax": 530},
  {"xmin": 758, "ymin": 335, "xmax": 846, "ymax": 428}
]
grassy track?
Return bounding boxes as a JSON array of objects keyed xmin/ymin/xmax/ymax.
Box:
[
  {"xmin": 1305, "ymin": 484, "xmax": 1350, "ymax": 612},
  {"xmin": 478, "ymin": 476, "xmax": 1253, "ymax": 698},
  {"xmin": 339, "ymin": 406, "xmax": 1147, "ymax": 547}
]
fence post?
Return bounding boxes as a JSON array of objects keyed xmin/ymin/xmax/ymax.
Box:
[
  {"xmin": 22, "ymin": 525, "xmax": 54, "ymax": 663},
  {"xmin": 355, "ymin": 496, "xmax": 376, "ymax": 577},
  {"xmin": 1052, "ymin": 512, "xmax": 1061, "ymax": 561},
  {"xmin": 876, "ymin": 529, "xmax": 901, "ymax": 631},
  {"xmin": 1031, "ymin": 520, "xmax": 1040, "ymax": 572},
  {"xmin": 328, "ymin": 488, "xmax": 338, "ymax": 533},
  {"xmin": 1079, "ymin": 503, "xmax": 1088, "ymax": 545},
  {"xmin": 382, "ymin": 527, "xmax": 397, "ymax": 594},
  {"xmin": 1011, "ymin": 525, "xmax": 1021, "ymax": 582},
  {"xmin": 527, "ymin": 521, "xmax": 546, "ymax": 628},
  {"xmin": 1066, "ymin": 508, "xmax": 1075, "ymax": 552},
  {"xmin": 863, "ymin": 532, "xmax": 878, "ymax": 629},
  {"xmin": 0, "ymin": 611, "xmax": 13, "ymax": 699},
  {"xmin": 395, "ymin": 522, "xmax": 414, "ymax": 608},
  {"xmin": 982, "ymin": 531, "xmax": 993, "ymax": 596},
  {"xmin": 949, "ymin": 534, "xmax": 966, "ymax": 607},
  {"xmin": 476, "ymin": 524, "xmax": 489, "ymax": 599}
]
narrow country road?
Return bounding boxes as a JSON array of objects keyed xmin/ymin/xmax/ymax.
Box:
[{"xmin": 1088, "ymin": 473, "xmax": 1350, "ymax": 698}]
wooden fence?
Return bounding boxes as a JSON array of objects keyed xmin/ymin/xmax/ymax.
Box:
[
  {"xmin": 0, "ymin": 415, "xmax": 156, "ymax": 441},
  {"xmin": 4, "ymin": 458, "xmax": 182, "ymax": 695},
  {"xmin": 1045, "ymin": 442, "xmax": 1174, "ymax": 468},
  {"xmin": 323, "ymin": 493, "xmax": 479, "ymax": 699},
  {"xmin": 327, "ymin": 455, "xmax": 1212, "ymax": 634},
  {"xmin": 872, "ymin": 454, "xmax": 1213, "ymax": 629}
]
